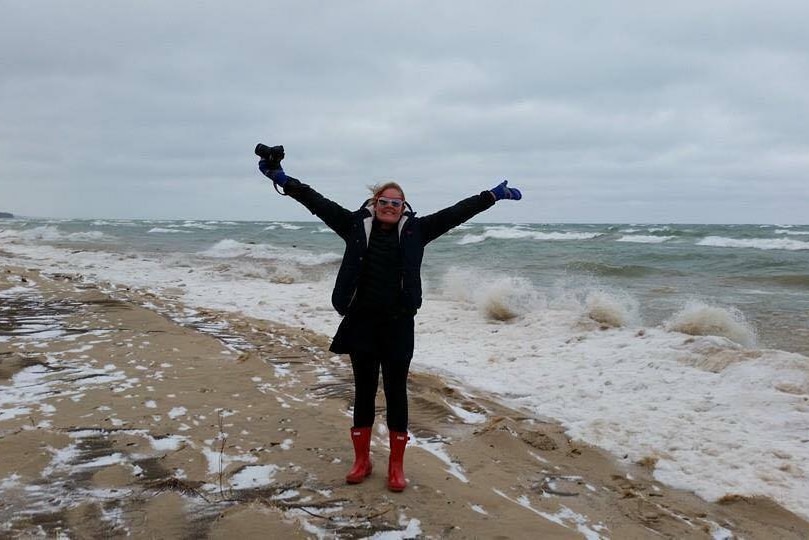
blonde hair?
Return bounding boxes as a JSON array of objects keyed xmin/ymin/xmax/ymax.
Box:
[{"xmin": 369, "ymin": 181, "xmax": 405, "ymax": 202}]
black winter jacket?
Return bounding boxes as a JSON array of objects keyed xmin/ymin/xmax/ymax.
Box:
[{"xmin": 282, "ymin": 178, "xmax": 495, "ymax": 316}]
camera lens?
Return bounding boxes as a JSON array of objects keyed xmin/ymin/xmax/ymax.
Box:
[
  {"xmin": 255, "ymin": 143, "xmax": 272, "ymax": 159},
  {"xmin": 254, "ymin": 144, "xmax": 284, "ymax": 162}
]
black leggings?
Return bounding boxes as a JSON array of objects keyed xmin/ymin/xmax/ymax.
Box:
[
  {"xmin": 350, "ymin": 350, "xmax": 412, "ymax": 432},
  {"xmin": 345, "ymin": 310, "xmax": 414, "ymax": 432}
]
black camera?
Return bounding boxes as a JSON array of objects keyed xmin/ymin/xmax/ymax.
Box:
[{"xmin": 255, "ymin": 143, "xmax": 285, "ymax": 162}]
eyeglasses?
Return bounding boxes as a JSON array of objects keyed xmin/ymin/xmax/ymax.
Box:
[{"xmin": 376, "ymin": 197, "xmax": 403, "ymax": 208}]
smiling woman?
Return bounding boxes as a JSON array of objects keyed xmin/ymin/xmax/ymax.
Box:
[
  {"xmin": 371, "ymin": 182, "xmax": 405, "ymax": 228},
  {"xmin": 256, "ymin": 144, "xmax": 522, "ymax": 492}
]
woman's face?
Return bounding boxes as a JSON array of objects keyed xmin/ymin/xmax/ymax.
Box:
[{"xmin": 375, "ymin": 187, "xmax": 405, "ymax": 226}]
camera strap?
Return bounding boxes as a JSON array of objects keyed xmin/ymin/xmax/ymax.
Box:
[{"xmin": 273, "ymin": 181, "xmax": 288, "ymax": 196}]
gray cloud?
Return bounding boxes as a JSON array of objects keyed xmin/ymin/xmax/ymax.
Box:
[{"xmin": 1, "ymin": 0, "xmax": 808, "ymax": 222}]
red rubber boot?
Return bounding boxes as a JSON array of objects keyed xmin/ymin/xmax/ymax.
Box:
[
  {"xmin": 387, "ymin": 431, "xmax": 409, "ymax": 492},
  {"xmin": 345, "ymin": 427, "xmax": 373, "ymax": 484}
]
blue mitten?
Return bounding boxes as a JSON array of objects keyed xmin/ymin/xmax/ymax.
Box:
[
  {"xmin": 258, "ymin": 159, "xmax": 288, "ymax": 187},
  {"xmin": 489, "ymin": 180, "xmax": 522, "ymax": 201}
]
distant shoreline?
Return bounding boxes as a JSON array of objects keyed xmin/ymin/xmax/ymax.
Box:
[{"xmin": 0, "ymin": 212, "xmax": 14, "ymax": 219}]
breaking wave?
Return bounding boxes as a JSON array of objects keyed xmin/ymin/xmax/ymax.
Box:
[
  {"xmin": 441, "ymin": 267, "xmax": 639, "ymax": 327},
  {"xmin": 441, "ymin": 267, "xmax": 543, "ymax": 321},
  {"xmin": 580, "ymin": 289, "xmax": 640, "ymax": 327},
  {"xmin": 664, "ymin": 301, "xmax": 757, "ymax": 347}
]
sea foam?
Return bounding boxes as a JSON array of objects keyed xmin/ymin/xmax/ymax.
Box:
[{"xmin": 200, "ymin": 239, "xmax": 341, "ymax": 266}]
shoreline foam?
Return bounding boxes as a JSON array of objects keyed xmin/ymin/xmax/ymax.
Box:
[{"xmin": 2, "ymin": 266, "xmax": 808, "ymax": 538}]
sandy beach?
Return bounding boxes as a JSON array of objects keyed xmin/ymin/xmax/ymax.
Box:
[{"xmin": 1, "ymin": 265, "xmax": 808, "ymax": 539}]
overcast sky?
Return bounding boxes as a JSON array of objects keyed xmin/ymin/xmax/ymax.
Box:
[{"xmin": 1, "ymin": 1, "xmax": 807, "ymax": 223}]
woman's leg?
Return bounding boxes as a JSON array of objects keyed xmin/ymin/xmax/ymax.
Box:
[
  {"xmin": 380, "ymin": 316, "xmax": 414, "ymax": 432},
  {"xmin": 381, "ymin": 356, "xmax": 412, "ymax": 432},
  {"xmin": 350, "ymin": 351, "xmax": 380, "ymax": 428}
]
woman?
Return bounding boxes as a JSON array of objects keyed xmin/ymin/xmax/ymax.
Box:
[{"xmin": 258, "ymin": 148, "xmax": 522, "ymax": 491}]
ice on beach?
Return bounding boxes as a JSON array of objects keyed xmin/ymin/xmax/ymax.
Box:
[
  {"xmin": 149, "ymin": 435, "xmax": 187, "ymax": 452},
  {"xmin": 410, "ymin": 435, "xmax": 468, "ymax": 483},
  {"xmin": 168, "ymin": 406, "xmax": 187, "ymax": 419},
  {"xmin": 365, "ymin": 515, "xmax": 422, "ymax": 540},
  {"xmin": 0, "ymin": 285, "xmax": 34, "ymax": 297},
  {"xmin": 201, "ymin": 446, "xmax": 257, "ymax": 476},
  {"xmin": 443, "ymin": 400, "xmax": 487, "ymax": 424},
  {"xmin": 74, "ymin": 453, "xmax": 127, "ymax": 470},
  {"xmin": 469, "ymin": 503, "xmax": 488, "ymax": 515},
  {"xmin": 1, "ymin": 358, "xmax": 128, "ymax": 422},
  {"xmin": 229, "ymin": 464, "xmax": 279, "ymax": 489},
  {"xmin": 494, "ymin": 489, "xmax": 606, "ymax": 539},
  {"xmin": 42, "ymin": 444, "xmax": 82, "ymax": 477},
  {"xmin": 0, "ymin": 406, "xmax": 33, "ymax": 421},
  {"xmin": 40, "ymin": 403, "xmax": 56, "ymax": 415}
]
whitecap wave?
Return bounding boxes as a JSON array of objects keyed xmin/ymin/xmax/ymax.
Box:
[
  {"xmin": 264, "ymin": 222, "xmax": 303, "ymax": 231},
  {"xmin": 91, "ymin": 220, "xmax": 137, "ymax": 227},
  {"xmin": 147, "ymin": 228, "xmax": 191, "ymax": 234},
  {"xmin": 0, "ymin": 226, "xmax": 111, "ymax": 242},
  {"xmin": 457, "ymin": 226, "xmax": 600, "ymax": 245},
  {"xmin": 178, "ymin": 221, "xmax": 219, "ymax": 230},
  {"xmin": 616, "ymin": 235, "xmax": 674, "ymax": 244},
  {"xmin": 697, "ymin": 236, "xmax": 809, "ymax": 251},
  {"xmin": 775, "ymin": 229, "xmax": 809, "ymax": 236}
]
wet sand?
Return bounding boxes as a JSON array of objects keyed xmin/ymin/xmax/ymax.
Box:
[{"xmin": 1, "ymin": 266, "xmax": 808, "ymax": 539}]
